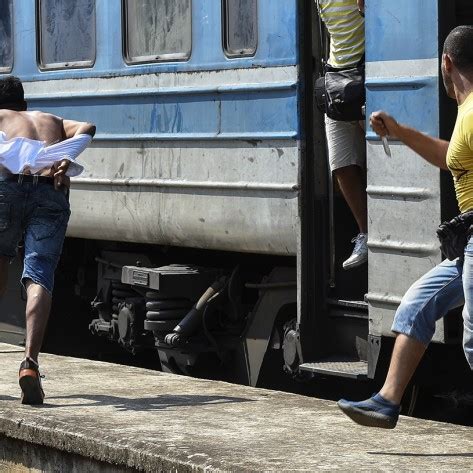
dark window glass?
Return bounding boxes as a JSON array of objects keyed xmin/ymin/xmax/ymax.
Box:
[
  {"xmin": 224, "ymin": 0, "xmax": 257, "ymax": 57},
  {"xmin": 38, "ymin": 0, "xmax": 96, "ymax": 69},
  {"xmin": 456, "ymin": 0, "xmax": 473, "ymax": 25},
  {"xmin": 0, "ymin": 0, "xmax": 13, "ymax": 72},
  {"xmin": 125, "ymin": 0, "xmax": 192, "ymax": 63}
]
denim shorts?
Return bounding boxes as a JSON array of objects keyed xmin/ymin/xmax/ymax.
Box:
[
  {"xmin": 0, "ymin": 179, "xmax": 70, "ymax": 295},
  {"xmin": 392, "ymin": 236, "xmax": 473, "ymax": 369}
]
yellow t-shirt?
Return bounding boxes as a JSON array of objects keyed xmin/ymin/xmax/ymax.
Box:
[
  {"xmin": 318, "ymin": 0, "xmax": 365, "ymax": 68},
  {"xmin": 447, "ymin": 92, "xmax": 473, "ymax": 213}
]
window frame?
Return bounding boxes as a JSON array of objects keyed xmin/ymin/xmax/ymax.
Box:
[
  {"xmin": 122, "ymin": 0, "xmax": 192, "ymax": 65},
  {"xmin": 222, "ymin": 0, "xmax": 258, "ymax": 58},
  {"xmin": 0, "ymin": 0, "xmax": 14, "ymax": 74},
  {"xmin": 36, "ymin": 0, "xmax": 97, "ymax": 71}
]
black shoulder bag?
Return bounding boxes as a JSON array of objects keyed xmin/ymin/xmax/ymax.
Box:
[
  {"xmin": 437, "ymin": 210, "xmax": 473, "ymax": 260},
  {"xmin": 314, "ymin": 0, "xmax": 366, "ymax": 122}
]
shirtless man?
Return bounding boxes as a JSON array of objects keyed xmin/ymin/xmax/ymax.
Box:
[{"xmin": 0, "ymin": 76, "xmax": 95, "ymax": 404}]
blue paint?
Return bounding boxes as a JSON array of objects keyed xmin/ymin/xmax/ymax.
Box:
[
  {"xmin": 366, "ymin": 0, "xmax": 439, "ymax": 62},
  {"xmin": 220, "ymin": 90, "xmax": 296, "ymax": 135},
  {"xmin": 366, "ymin": 75, "xmax": 439, "ymax": 138},
  {"xmin": 366, "ymin": 1, "xmax": 440, "ymax": 139},
  {"xmin": 28, "ymin": 88, "xmax": 298, "ymax": 140},
  {"xmin": 366, "ymin": 75, "xmax": 439, "ymax": 139},
  {"xmin": 367, "ymin": 77, "xmax": 435, "ymax": 91},
  {"xmin": 9, "ymin": 0, "xmax": 298, "ymax": 82},
  {"xmin": 15, "ymin": 0, "xmax": 300, "ymax": 141}
]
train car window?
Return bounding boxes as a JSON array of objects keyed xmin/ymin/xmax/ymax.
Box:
[
  {"xmin": 0, "ymin": 0, "xmax": 13, "ymax": 73},
  {"xmin": 124, "ymin": 0, "xmax": 192, "ymax": 63},
  {"xmin": 38, "ymin": 0, "xmax": 96, "ymax": 70},
  {"xmin": 223, "ymin": 0, "xmax": 257, "ymax": 57}
]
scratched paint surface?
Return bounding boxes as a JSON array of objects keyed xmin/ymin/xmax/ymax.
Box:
[{"xmin": 365, "ymin": 0, "xmax": 444, "ymax": 340}]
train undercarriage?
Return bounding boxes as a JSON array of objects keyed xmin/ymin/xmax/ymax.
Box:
[{"xmin": 59, "ymin": 242, "xmax": 298, "ymax": 386}]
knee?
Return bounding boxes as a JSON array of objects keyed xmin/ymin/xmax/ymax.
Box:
[
  {"xmin": 391, "ymin": 299, "xmax": 435, "ymax": 346},
  {"xmin": 25, "ymin": 280, "xmax": 52, "ymax": 315}
]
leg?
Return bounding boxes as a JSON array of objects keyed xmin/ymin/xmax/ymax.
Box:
[
  {"xmin": 0, "ymin": 256, "xmax": 9, "ymax": 297},
  {"xmin": 19, "ymin": 183, "xmax": 70, "ymax": 404},
  {"xmin": 379, "ymin": 334, "xmax": 426, "ymax": 405},
  {"xmin": 324, "ymin": 116, "xmax": 368, "ymax": 269},
  {"xmin": 338, "ymin": 258, "xmax": 465, "ymax": 427},
  {"xmin": 333, "ymin": 165, "xmax": 367, "ymax": 233},
  {"xmin": 382, "ymin": 258, "xmax": 465, "ymax": 402},
  {"xmin": 18, "ymin": 281, "xmax": 51, "ymax": 405},
  {"xmin": 24, "ymin": 280, "xmax": 52, "ymax": 363},
  {"xmin": 0, "ymin": 181, "xmax": 25, "ymax": 296},
  {"xmin": 461, "ymin": 237, "xmax": 473, "ymax": 369}
]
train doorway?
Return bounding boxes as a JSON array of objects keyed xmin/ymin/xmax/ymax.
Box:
[{"xmin": 297, "ymin": 0, "xmax": 369, "ymax": 379}]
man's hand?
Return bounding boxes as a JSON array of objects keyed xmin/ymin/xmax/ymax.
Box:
[
  {"xmin": 370, "ymin": 111, "xmax": 400, "ymax": 139},
  {"xmin": 370, "ymin": 110, "xmax": 450, "ymax": 170},
  {"xmin": 52, "ymin": 159, "xmax": 71, "ymax": 190},
  {"xmin": 357, "ymin": 0, "xmax": 365, "ymax": 14}
]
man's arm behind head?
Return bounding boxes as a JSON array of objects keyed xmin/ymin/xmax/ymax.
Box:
[{"xmin": 62, "ymin": 119, "xmax": 96, "ymax": 139}]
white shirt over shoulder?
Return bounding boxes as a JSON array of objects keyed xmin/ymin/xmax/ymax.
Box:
[{"xmin": 0, "ymin": 132, "xmax": 92, "ymax": 176}]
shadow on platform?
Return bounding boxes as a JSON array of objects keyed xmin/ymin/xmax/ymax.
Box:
[
  {"xmin": 40, "ymin": 393, "xmax": 255, "ymax": 411},
  {"xmin": 369, "ymin": 451, "xmax": 473, "ymax": 458}
]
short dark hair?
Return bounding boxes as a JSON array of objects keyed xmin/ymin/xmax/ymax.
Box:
[
  {"xmin": 443, "ymin": 25, "xmax": 473, "ymax": 73},
  {"xmin": 0, "ymin": 76, "xmax": 24, "ymax": 106}
]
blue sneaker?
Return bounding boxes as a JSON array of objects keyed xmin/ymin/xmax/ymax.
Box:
[{"xmin": 337, "ymin": 393, "xmax": 400, "ymax": 429}]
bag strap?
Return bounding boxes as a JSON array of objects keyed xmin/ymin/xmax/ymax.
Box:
[
  {"xmin": 356, "ymin": 53, "xmax": 365, "ymax": 68},
  {"xmin": 315, "ymin": 0, "xmax": 327, "ymax": 73}
]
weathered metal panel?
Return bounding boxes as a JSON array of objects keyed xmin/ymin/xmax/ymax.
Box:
[
  {"xmin": 12, "ymin": 0, "xmax": 298, "ymax": 81},
  {"xmin": 68, "ymin": 139, "xmax": 298, "ymax": 255},
  {"xmin": 23, "ymin": 65, "xmax": 300, "ymax": 255},
  {"xmin": 365, "ymin": 0, "xmax": 446, "ymax": 342}
]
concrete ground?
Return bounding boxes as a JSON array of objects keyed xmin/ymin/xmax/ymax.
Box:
[{"xmin": 0, "ymin": 343, "xmax": 472, "ymax": 472}]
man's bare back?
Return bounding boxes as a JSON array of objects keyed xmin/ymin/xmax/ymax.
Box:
[
  {"xmin": 0, "ymin": 109, "xmax": 95, "ymax": 180},
  {"xmin": 0, "ymin": 110, "xmax": 65, "ymax": 145}
]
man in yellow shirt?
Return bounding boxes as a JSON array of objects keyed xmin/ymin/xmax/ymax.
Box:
[
  {"xmin": 317, "ymin": 0, "xmax": 368, "ymax": 269},
  {"xmin": 338, "ymin": 25, "xmax": 473, "ymax": 428}
]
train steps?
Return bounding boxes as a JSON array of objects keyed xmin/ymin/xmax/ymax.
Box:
[{"xmin": 299, "ymin": 358, "xmax": 368, "ymax": 380}]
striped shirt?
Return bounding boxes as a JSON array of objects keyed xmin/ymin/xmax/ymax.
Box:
[{"xmin": 317, "ymin": 0, "xmax": 365, "ymax": 68}]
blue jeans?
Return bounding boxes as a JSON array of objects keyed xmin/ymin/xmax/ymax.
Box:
[
  {"xmin": 0, "ymin": 179, "xmax": 70, "ymax": 295},
  {"xmin": 392, "ymin": 236, "xmax": 473, "ymax": 369}
]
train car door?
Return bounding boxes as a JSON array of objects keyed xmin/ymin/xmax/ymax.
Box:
[
  {"xmin": 297, "ymin": 0, "xmax": 369, "ymax": 378},
  {"xmin": 364, "ymin": 0, "xmax": 451, "ymax": 359},
  {"xmin": 297, "ymin": 0, "xmax": 468, "ymax": 380}
]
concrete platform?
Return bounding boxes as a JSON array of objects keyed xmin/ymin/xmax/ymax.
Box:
[{"xmin": 0, "ymin": 343, "xmax": 472, "ymax": 472}]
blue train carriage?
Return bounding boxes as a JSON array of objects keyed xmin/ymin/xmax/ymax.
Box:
[{"xmin": 0, "ymin": 0, "xmax": 472, "ymax": 397}]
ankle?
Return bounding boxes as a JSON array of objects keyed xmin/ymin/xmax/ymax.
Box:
[
  {"xmin": 379, "ymin": 388, "xmax": 402, "ymax": 406},
  {"xmin": 24, "ymin": 355, "xmax": 39, "ymax": 366}
]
